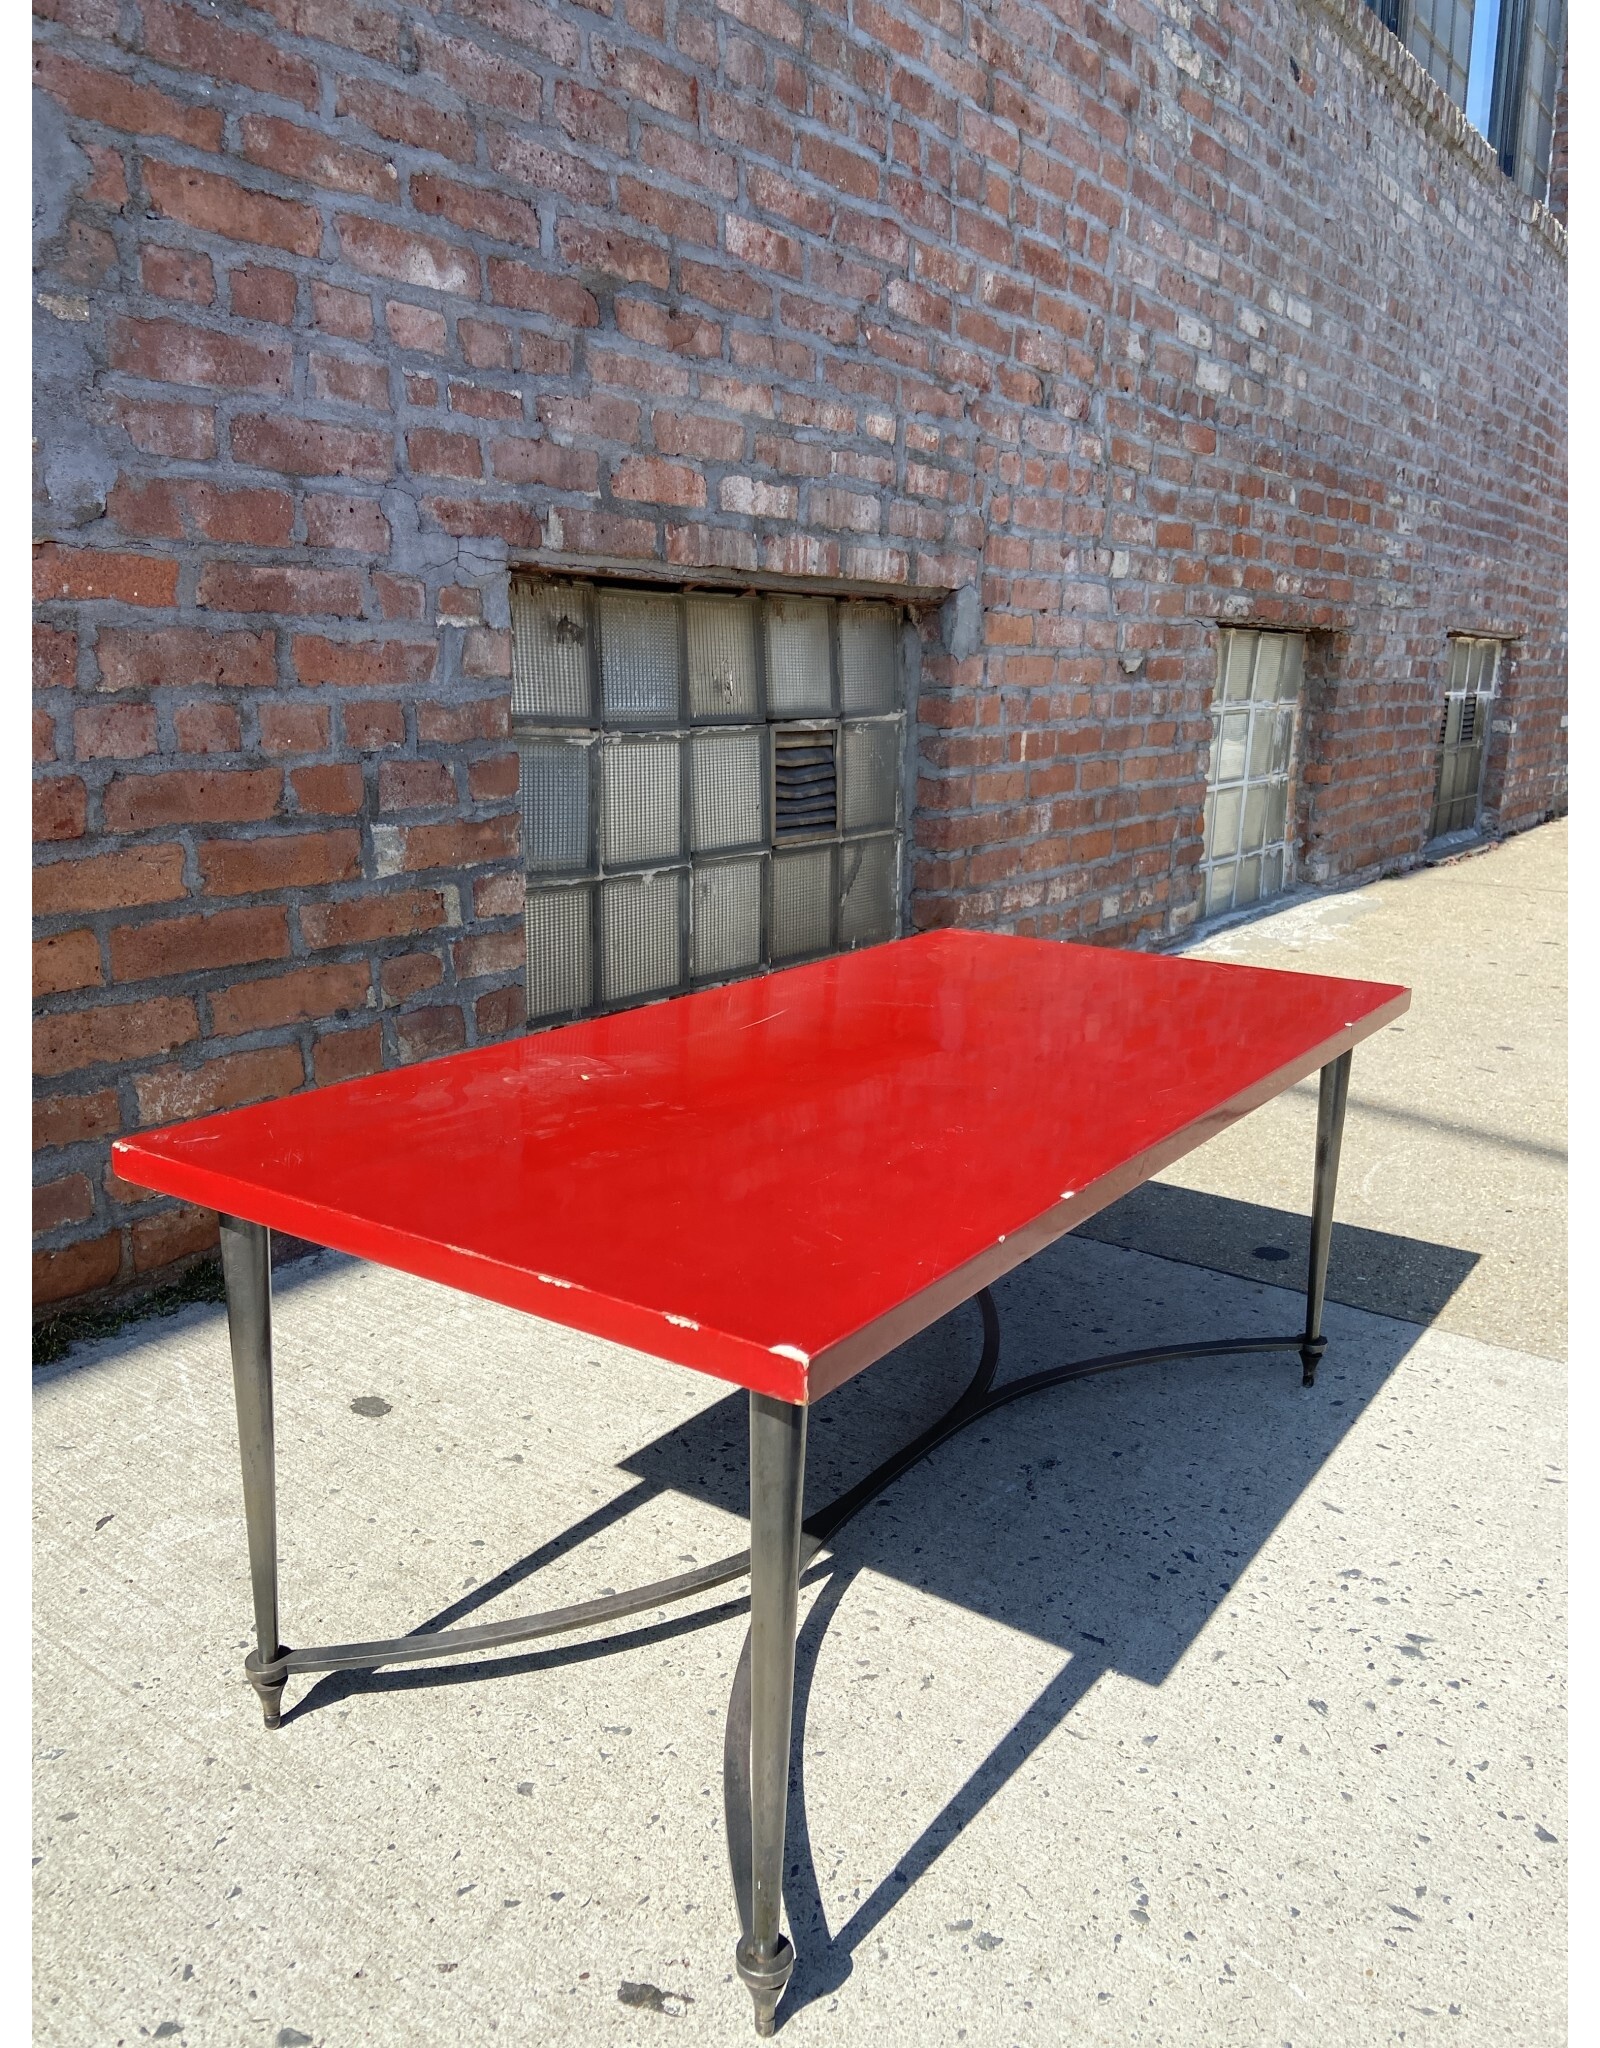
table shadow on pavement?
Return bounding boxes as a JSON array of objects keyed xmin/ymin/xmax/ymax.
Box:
[{"xmin": 282, "ymin": 1206, "xmax": 1477, "ymax": 2026}]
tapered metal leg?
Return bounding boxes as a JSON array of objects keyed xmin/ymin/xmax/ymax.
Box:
[
  {"xmin": 219, "ymin": 1217, "xmax": 285, "ymax": 1728},
  {"xmin": 1301, "ymin": 1051, "xmax": 1352, "ymax": 1388},
  {"xmin": 735, "ymin": 1393, "xmax": 807, "ymax": 2036}
]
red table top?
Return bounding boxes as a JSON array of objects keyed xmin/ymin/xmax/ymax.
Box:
[{"xmin": 114, "ymin": 931, "xmax": 1408, "ymax": 1404}]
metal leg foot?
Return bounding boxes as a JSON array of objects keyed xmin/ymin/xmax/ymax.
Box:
[
  {"xmin": 732, "ymin": 1392, "xmax": 807, "ymax": 2035},
  {"xmin": 1302, "ymin": 1051, "xmax": 1352, "ymax": 1389},
  {"xmin": 219, "ymin": 1217, "xmax": 285, "ymax": 1728}
]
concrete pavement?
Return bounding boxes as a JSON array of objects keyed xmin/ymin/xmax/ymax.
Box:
[{"xmin": 33, "ymin": 825, "xmax": 1566, "ymax": 2048}]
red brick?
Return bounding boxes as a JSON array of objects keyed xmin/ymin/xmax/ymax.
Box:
[
  {"xmin": 199, "ymin": 830, "xmax": 362, "ymax": 896},
  {"xmin": 197, "ymin": 564, "xmax": 365, "ymax": 616},
  {"xmin": 385, "ymin": 301, "xmax": 450, "ymax": 352},
  {"xmin": 611, "ymin": 456, "xmax": 706, "ymax": 507},
  {"xmin": 106, "ymin": 476, "xmax": 184, "ymax": 540},
  {"xmin": 33, "ymin": 547, "xmax": 178, "ymax": 608},
  {"xmin": 373, "ymin": 574, "xmax": 425, "ymax": 620},
  {"xmin": 34, "ymin": 929, "xmax": 101, "ymax": 997},
  {"xmin": 467, "ymin": 753, "xmax": 519, "ymax": 801},
  {"xmin": 313, "ymin": 1021, "xmax": 383, "ymax": 1085},
  {"xmin": 210, "ymin": 961, "xmax": 371, "ymax": 1035},
  {"xmin": 463, "ymin": 629, "xmax": 511, "ymax": 678},
  {"xmin": 133, "ymin": 1044, "xmax": 306, "ymax": 1126},
  {"xmin": 34, "ymin": 1233, "xmax": 122, "ymax": 1306},
  {"xmin": 380, "ymin": 951, "xmax": 444, "ymax": 1002},
  {"xmin": 35, "ymin": 777, "xmax": 87, "ymax": 843},
  {"xmin": 487, "ymin": 258, "xmax": 599, "ymax": 327},
  {"xmin": 185, "ymin": 484, "xmax": 296, "ymax": 546},
  {"xmin": 336, "ymin": 215, "xmax": 478, "ymax": 295},
  {"xmin": 489, "ymin": 436, "xmax": 598, "ymax": 489},
  {"xmin": 231, "ymin": 265, "xmax": 299, "ymax": 324},
  {"xmin": 311, "ymin": 280, "xmax": 374, "ymax": 339},
  {"xmin": 420, "ymin": 23, "xmax": 549, "ymax": 115},
  {"xmin": 103, "ymin": 768, "xmax": 281, "ymax": 832},
  {"xmin": 241, "ymin": 115, "xmax": 400, "ymax": 202},
  {"xmin": 141, "ymin": 245, "xmax": 215, "ymax": 304},
  {"xmin": 34, "ymin": 1175, "xmax": 96, "ymax": 1233},
  {"xmin": 474, "ymin": 870, "xmax": 525, "ymax": 919},
  {"xmin": 75, "ymin": 703, "xmax": 158, "ymax": 759},
  {"xmin": 336, "ymin": 77, "xmax": 474, "ymax": 162},
  {"xmin": 293, "ymin": 636, "xmax": 437, "ymax": 686},
  {"xmin": 291, "ymin": 763, "xmax": 365, "ymax": 814},
  {"xmin": 231, "ymin": 414, "xmax": 393, "ymax": 480},
  {"xmin": 452, "ymin": 929, "xmax": 523, "ymax": 979},
  {"xmin": 35, "ymin": 625, "xmax": 77, "ymax": 692},
  {"xmin": 554, "ymin": 220, "xmax": 669, "ymax": 289},
  {"xmin": 421, "ymin": 497, "xmax": 540, "ymax": 547},
  {"xmin": 382, "ymin": 815, "xmax": 518, "ymax": 872},
  {"xmin": 34, "ymin": 845, "xmax": 187, "ymax": 916},
  {"xmin": 110, "ymin": 906, "xmax": 291, "ymax": 982},
  {"xmin": 460, "ymin": 318, "xmax": 515, "ymax": 369},
  {"xmin": 411, "ymin": 172, "xmax": 540, "ymax": 248},
  {"xmin": 109, "ymin": 316, "xmax": 290, "ymax": 392},
  {"xmin": 395, "ymin": 1004, "xmax": 467, "ymax": 1063},
  {"xmin": 32, "ymin": 48, "xmax": 225, "ymax": 148},
  {"xmin": 378, "ymin": 760, "xmax": 454, "ymax": 811},
  {"xmin": 258, "ymin": 705, "xmax": 329, "ymax": 756},
  {"xmin": 144, "ymin": 161, "xmax": 321, "ymax": 256},
  {"xmin": 652, "ymin": 413, "xmax": 746, "ymax": 461},
  {"xmin": 141, "ymin": 0, "xmax": 317, "ymax": 110},
  {"xmin": 309, "ymin": 352, "xmax": 392, "ymax": 409},
  {"xmin": 34, "ymin": 995, "xmax": 199, "ymax": 1079},
  {"xmin": 485, "ymin": 127, "xmax": 608, "ymax": 205},
  {"xmin": 407, "ymin": 428, "xmax": 482, "ymax": 479},
  {"xmin": 97, "ymin": 627, "xmax": 276, "ymax": 693},
  {"xmin": 132, "ymin": 1203, "xmax": 219, "ymax": 1273},
  {"xmin": 116, "ymin": 398, "xmax": 216, "ymax": 459},
  {"xmin": 34, "ymin": 711, "xmax": 57, "ymax": 763},
  {"xmin": 300, "ymin": 887, "xmax": 448, "ymax": 948},
  {"xmin": 172, "ymin": 703, "xmax": 242, "ymax": 754},
  {"xmin": 618, "ymin": 176, "xmax": 719, "ymax": 248},
  {"xmin": 34, "ymin": 1090, "xmax": 121, "ymax": 1153},
  {"xmin": 83, "ymin": 143, "xmax": 129, "ymax": 205},
  {"xmin": 415, "ymin": 696, "xmax": 511, "ymax": 745},
  {"xmin": 343, "ymin": 700, "xmax": 408, "ymax": 749},
  {"xmin": 475, "ymin": 985, "xmax": 524, "ymax": 1039},
  {"xmin": 448, "ymin": 380, "xmax": 523, "ymax": 420}
]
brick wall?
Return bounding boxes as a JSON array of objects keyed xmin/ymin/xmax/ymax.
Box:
[{"xmin": 32, "ymin": 0, "xmax": 1567, "ymax": 1310}]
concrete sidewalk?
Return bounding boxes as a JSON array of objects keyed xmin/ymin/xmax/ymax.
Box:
[{"xmin": 33, "ymin": 828, "xmax": 1566, "ymax": 2048}]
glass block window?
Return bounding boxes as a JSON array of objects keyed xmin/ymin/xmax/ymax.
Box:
[
  {"xmin": 1199, "ymin": 629, "xmax": 1304, "ymax": 920},
  {"xmin": 513, "ymin": 581, "xmax": 905, "ymax": 1026},
  {"xmin": 1407, "ymin": 0, "xmax": 1475, "ymax": 108},
  {"xmin": 1428, "ymin": 635, "xmax": 1500, "ymax": 841},
  {"xmin": 1510, "ymin": 0, "xmax": 1564, "ymax": 201}
]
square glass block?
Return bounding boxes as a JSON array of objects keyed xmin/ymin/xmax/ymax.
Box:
[
  {"xmin": 517, "ymin": 738, "xmax": 590, "ymax": 874},
  {"xmin": 841, "ymin": 720, "xmax": 899, "ymax": 831},
  {"xmin": 839, "ymin": 835, "xmax": 897, "ymax": 948},
  {"xmin": 839, "ymin": 604, "xmax": 898, "ymax": 713},
  {"xmin": 599, "ymin": 588, "xmax": 682, "ymax": 724},
  {"xmin": 693, "ymin": 858, "xmax": 763, "ymax": 980},
  {"xmin": 687, "ymin": 596, "xmax": 761, "ymax": 720},
  {"xmin": 1234, "ymin": 853, "xmax": 1262, "ymax": 908},
  {"xmin": 1274, "ymin": 631, "xmax": 1304, "ymax": 701},
  {"xmin": 1246, "ymin": 705, "xmax": 1275, "ymax": 780},
  {"xmin": 1204, "ymin": 863, "xmax": 1235, "ymax": 916},
  {"xmin": 511, "ymin": 582, "xmax": 590, "ymax": 721},
  {"xmin": 1261, "ymin": 845, "xmax": 1285, "ymax": 897},
  {"xmin": 600, "ymin": 870, "xmax": 683, "ymax": 1004},
  {"xmin": 1212, "ymin": 710, "xmax": 1249, "ymax": 784},
  {"xmin": 764, "ymin": 597, "xmax": 834, "ymax": 716},
  {"xmin": 1241, "ymin": 781, "xmax": 1270, "ymax": 855},
  {"xmin": 525, "ymin": 886, "xmax": 592, "ymax": 1022},
  {"xmin": 599, "ymin": 737, "xmax": 682, "ymax": 868},
  {"xmin": 691, "ymin": 727, "xmax": 765, "ymax": 853},
  {"xmin": 1219, "ymin": 630, "xmax": 1255, "ymax": 702},
  {"xmin": 1446, "ymin": 637, "xmax": 1473, "ymax": 694},
  {"xmin": 1208, "ymin": 784, "xmax": 1242, "ymax": 861},
  {"xmin": 1269, "ymin": 705, "xmax": 1294, "ymax": 773},
  {"xmin": 770, "ymin": 845, "xmax": 834, "ymax": 960}
]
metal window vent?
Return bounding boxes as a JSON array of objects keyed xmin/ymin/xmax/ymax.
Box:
[{"xmin": 773, "ymin": 726, "xmax": 837, "ymax": 839}]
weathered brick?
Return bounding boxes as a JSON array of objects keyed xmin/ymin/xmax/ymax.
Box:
[
  {"xmin": 108, "ymin": 317, "xmax": 289, "ymax": 393},
  {"xmin": 240, "ymin": 115, "xmax": 400, "ymax": 203},
  {"xmin": 35, "ymin": 845, "xmax": 187, "ymax": 915},
  {"xmin": 140, "ymin": 0, "xmax": 317, "ymax": 110},
  {"xmin": 210, "ymin": 961, "xmax": 371, "ymax": 1035},
  {"xmin": 133, "ymin": 1044, "xmax": 306, "ymax": 1126},
  {"xmin": 173, "ymin": 702, "xmax": 242, "ymax": 755},
  {"xmin": 34, "ymin": 1232, "xmax": 122, "ymax": 1305},
  {"xmin": 75, "ymin": 704, "xmax": 158, "ymax": 759},
  {"xmin": 378, "ymin": 814, "xmax": 518, "ymax": 873},
  {"xmin": 35, "ymin": 1089, "xmax": 121, "ymax": 1152},
  {"xmin": 103, "ymin": 768, "xmax": 281, "ymax": 832},
  {"xmin": 97, "ymin": 627, "xmax": 276, "ymax": 693},
  {"xmin": 231, "ymin": 414, "xmax": 393, "ymax": 481},
  {"xmin": 411, "ymin": 172, "xmax": 540, "ymax": 249},
  {"xmin": 395, "ymin": 1004, "xmax": 466, "ymax": 1063},
  {"xmin": 132, "ymin": 1202, "xmax": 219, "ymax": 1273},
  {"xmin": 141, "ymin": 244, "xmax": 215, "ymax": 304},
  {"xmin": 197, "ymin": 564, "xmax": 365, "ymax": 616},
  {"xmin": 34, "ymin": 547, "xmax": 178, "ymax": 607},
  {"xmin": 34, "ymin": 1174, "xmax": 96, "ymax": 1232},
  {"xmin": 34, "ymin": 929, "xmax": 101, "ymax": 997},
  {"xmin": 290, "ymin": 763, "xmax": 365, "ymax": 814},
  {"xmin": 144, "ymin": 161, "xmax": 322, "ymax": 256},
  {"xmin": 336, "ymin": 215, "xmax": 478, "ymax": 295},
  {"xmin": 336, "ymin": 77, "xmax": 474, "ymax": 162},
  {"xmin": 452, "ymin": 930, "xmax": 523, "ymax": 979},
  {"xmin": 199, "ymin": 830, "xmax": 362, "ymax": 896},
  {"xmin": 111, "ymin": 905, "xmax": 291, "ymax": 982},
  {"xmin": 116, "ymin": 397, "xmax": 216, "ymax": 459},
  {"xmin": 33, "ymin": 49, "xmax": 225, "ymax": 149},
  {"xmin": 311, "ymin": 280, "xmax": 374, "ymax": 339},
  {"xmin": 35, "ymin": 994, "xmax": 199, "ymax": 1079},
  {"xmin": 380, "ymin": 951, "xmax": 443, "ymax": 1003},
  {"xmin": 35, "ymin": 777, "xmax": 88, "ymax": 842},
  {"xmin": 293, "ymin": 636, "xmax": 437, "ymax": 686},
  {"xmin": 312, "ymin": 1020, "xmax": 383, "ymax": 1085},
  {"xmin": 231, "ymin": 264, "xmax": 299, "ymax": 324},
  {"xmin": 301, "ymin": 887, "xmax": 448, "ymax": 949}
]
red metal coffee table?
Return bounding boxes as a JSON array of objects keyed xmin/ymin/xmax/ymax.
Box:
[{"xmin": 115, "ymin": 929, "xmax": 1408, "ymax": 2034}]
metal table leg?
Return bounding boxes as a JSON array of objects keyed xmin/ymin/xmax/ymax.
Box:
[
  {"xmin": 1300, "ymin": 1049, "xmax": 1352, "ymax": 1388},
  {"xmin": 219, "ymin": 1216, "xmax": 286, "ymax": 1729},
  {"xmin": 733, "ymin": 1393, "xmax": 808, "ymax": 2036}
]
